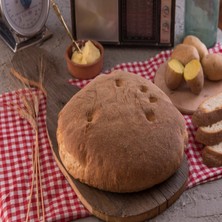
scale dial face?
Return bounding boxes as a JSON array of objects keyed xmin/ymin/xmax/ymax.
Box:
[{"xmin": 0, "ymin": 0, "xmax": 49, "ymax": 37}]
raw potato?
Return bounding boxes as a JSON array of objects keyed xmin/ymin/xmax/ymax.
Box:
[
  {"xmin": 183, "ymin": 35, "xmax": 208, "ymax": 60},
  {"xmin": 171, "ymin": 44, "xmax": 200, "ymax": 66},
  {"xmin": 184, "ymin": 59, "xmax": 204, "ymax": 94},
  {"xmin": 165, "ymin": 59, "xmax": 184, "ymax": 90},
  {"xmin": 202, "ymin": 54, "xmax": 222, "ymax": 81}
]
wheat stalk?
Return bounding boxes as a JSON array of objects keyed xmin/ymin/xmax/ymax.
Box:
[
  {"xmin": 10, "ymin": 68, "xmax": 47, "ymax": 97},
  {"xmin": 8, "ymin": 59, "xmax": 46, "ymax": 222}
]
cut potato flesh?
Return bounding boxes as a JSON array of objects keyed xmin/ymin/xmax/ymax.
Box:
[
  {"xmin": 168, "ymin": 59, "xmax": 184, "ymax": 73},
  {"xmin": 184, "ymin": 59, "xmax": 204, "ymax": 94},
  {"xmin": 184, "ymin": 59, "xmax": 201, "ymax": 80},
  {"xmin": 165, "ymin": 59, "xmax": 184, "ymax": 90}
]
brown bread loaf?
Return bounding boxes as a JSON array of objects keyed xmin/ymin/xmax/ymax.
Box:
[{"xmin": 57, "ymin": 70, "xmax": 188, "ymax": 193}]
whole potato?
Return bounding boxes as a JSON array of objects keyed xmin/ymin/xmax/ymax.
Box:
[
  {"xmin": 171, "ymin": 44, "xmax": 200, "ymax": 66},
  {"xmin": 183, "ymin": 35, "xmax": 208, "ymax": 60},
  {"xmin": 202, "ymin": 54, "xmax": 222, "ymax": 81}
]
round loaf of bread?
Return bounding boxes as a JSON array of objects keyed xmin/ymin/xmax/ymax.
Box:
[{"xmin": 57, "ymin": 71, "xmax": 188, "ymax": 193}]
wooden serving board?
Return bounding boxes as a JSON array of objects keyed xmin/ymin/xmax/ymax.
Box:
[
  {"xmin": 12, "ymin": 47, "xmax": 189, "ymax": 222},
  {"xmin": 154, "ymin": 62, "xmax": 222, "ymax": 115}
]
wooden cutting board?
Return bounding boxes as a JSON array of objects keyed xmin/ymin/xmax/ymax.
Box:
[
  {"xmin": 12, "ymin": 47, "xmax": 189, "ymax": 222},
  {"xmin": 154, "ymin": 62, "xmax": 222, "ymax": 115}
]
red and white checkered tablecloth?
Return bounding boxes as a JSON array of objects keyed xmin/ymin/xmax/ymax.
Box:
[
  {"xmin": 0, "ymin": 89, "xmax": 89, "ymax": 222},
  {"xmin": 1, "ymin": 43, "xmax": 222, "ymax": 222}
]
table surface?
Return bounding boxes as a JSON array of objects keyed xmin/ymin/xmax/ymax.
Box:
[{"xmin": 1, "ymin": 1, "xmax": 222, "ymax": 222}]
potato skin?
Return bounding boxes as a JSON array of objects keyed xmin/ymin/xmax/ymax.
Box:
[
  {"xmin": 186, "ymin": 70, "xmax": 204, "ymax": 94},
  {"xmin": 184, "ymin": 60, "xmax": 204, "ymax": 95},
  {"xmin": 171, "ymin": 44, "xmax": 200, "ymax": 66},
  {"xmin": 202, "ymin": 54, "xmax": 222, "ymax": 81},
  {"xmin": 165, "ymin": 59, "xmax": 184, "ymax": 90},
  {"xmin": 183, "ymin": 35, "xmax": 208, "ymax": 60}
]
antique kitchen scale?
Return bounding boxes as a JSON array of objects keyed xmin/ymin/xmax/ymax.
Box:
[{"xmin": 0, "ymin": 0, "xmax": 52, "ymax": 52}]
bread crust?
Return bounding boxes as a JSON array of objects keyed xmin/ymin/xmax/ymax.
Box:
[
  {"xmin": 202, "ymin": 146, "xmax": 222, "ymax": 167},
  {"xmin": 192, "ymin": 108, "xmax": 222, "ymax": 127},
  {"xmin": 192, "ymin": 93, "xmax": 222, "ymax": 167},
  {"xmin": 192, "ymin": 92, "xmax": 222, "ymax": 127},
  {"xmin": 57, "ymin": 71, "xmax": 188, "ymax": 193},
  {"xmin": 196, "ymin": 127, "xmax": 222, "ymax": 146}
]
